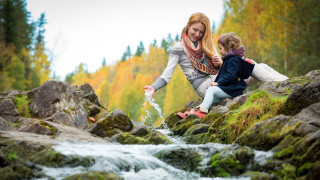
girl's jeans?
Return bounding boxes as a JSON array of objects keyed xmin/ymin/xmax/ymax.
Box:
[{"xmin": 199, "ymin": 86, "xmax": 232, "ymax": 109}]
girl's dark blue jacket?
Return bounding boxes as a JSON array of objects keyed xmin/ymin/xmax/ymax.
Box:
[{"xmin": 215, "ymin": 55, "xmax": 253, "ymax": 97}]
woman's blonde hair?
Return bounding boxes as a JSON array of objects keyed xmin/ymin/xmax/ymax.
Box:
[
  {"xmin": 217, "ymin": 32, "xmax": 242, "ymax": 52},
  {"xmin": 181, "ymin": 12, "xmax": 218, "ymax": 58}
]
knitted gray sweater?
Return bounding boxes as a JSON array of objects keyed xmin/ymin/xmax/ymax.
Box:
[{"xmin": 151, "ymin": 41, "xmax": 219, "ymax": 91}]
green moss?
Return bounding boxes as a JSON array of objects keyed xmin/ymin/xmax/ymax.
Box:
[
  {"xmin": 8, "ymin": 151, "xmax": 18, "ymax": 162},
  {"xmin": 38, "ymin": 121, "xmax": 58, "ymax": 135},
  {"xmin": 297, "ymin": 162, "xmax": 317, "ymax": 176},
  {"xmin": 14, "ymin": 95, "xmax": 32, "ymax": 118},
  {"xmin": 229, "ymin": 102, "xmax": 240, "ymax": 111},
  {"xmin": 210, "ymin": 152, "xmax": 244, "ymax": 177},
  {"xmin": 0, "ymin": 165, "xmax": 35, "ymax": 179},
  {"xmin": 172, "ymin": 117, "xmax": 197, "ymax": 136},
  {"xmin": 8, "ymin": 122, "xmax": 20, "ymax": 127},
  {"xmin": 29, "ymin": 148, "xmax": 94, "ymax": 167},
  {"xmin": 207, "ymin": 90, "xmax": 288, "ymax": 144},
  {"xmin": 272, "ymin": 164, "xmax": 296, "ymax": 180},
  {"xmin": 274, "ymin": 147, "xmax": 293, "ymax": 159}
]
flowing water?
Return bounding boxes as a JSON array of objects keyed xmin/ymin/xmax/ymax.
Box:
[
  {"xmin": 37, "ymin": 93, "xmax": 273, "ymax": 180},
  {"xmin": 39, "ymin": 138, "xmax": 273, "ymax": 180},
  {"xmin": 140, "ymin": 91, "xmax": 168, "ymax": 129}
]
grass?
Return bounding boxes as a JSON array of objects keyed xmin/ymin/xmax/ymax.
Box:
[
  {"xmin": 14, "ymin": 95, "xmax": 32, "ymax": 118},
  {"xmin": 217, "ymin": 90, "xmax": 288, "ymax": 143}
]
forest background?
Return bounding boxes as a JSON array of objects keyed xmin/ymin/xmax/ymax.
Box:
[{"xmin": 1, "ymin": 0, "xmax": 319, "ymax": 126}]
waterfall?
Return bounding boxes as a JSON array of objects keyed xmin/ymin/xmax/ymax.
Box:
[{"xmin": 141, "ymin": 91, "xmax": 168, "ymax": 129}]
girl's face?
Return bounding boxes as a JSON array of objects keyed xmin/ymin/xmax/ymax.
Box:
[
  {"xmin": 187, "ymin": 22, "xmax": 205, "ymax": 42},
  {"xmin": 218, "ymin": 43, "xmax": 226, "ymax": 56}
]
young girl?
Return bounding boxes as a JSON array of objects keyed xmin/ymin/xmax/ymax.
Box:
[{"xmin": 179, "ymin": 32, "xmax": 254, "ymax": 118}]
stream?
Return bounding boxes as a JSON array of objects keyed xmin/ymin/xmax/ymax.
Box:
[
  {"xmin": 40, "ymin": 136, "xmax": 273, "ymax": 180},
  {"xmin": 37, "ymin": 92, "xmax": 273, "ymax": 180}
]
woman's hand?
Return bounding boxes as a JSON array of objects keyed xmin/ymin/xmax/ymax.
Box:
[
  {"xmin": 144, "ymin": 86, "xmax": 155, "ymax": 96},
  {"xmin": 211, "ymin": 82, "xmax": 218, "ymax": 86},
  {"xmin": 212, "ymin": 55, "xmax": 221, "ymax": 67}
]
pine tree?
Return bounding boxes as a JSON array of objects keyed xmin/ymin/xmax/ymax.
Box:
[
  {"xmin": 121, "ymin": 45, "xmax": 131, "ymax": 62},
  {"xmin": 134, "ymin": 41, "xmax": 145, "ymax": 57},
  {"xmin": 102, "ymin": 58, "xmax": 106, "ymax": 66},
  {"xmin": 0, "ymin": 0, "xmax": 34, "ymax": 52}
]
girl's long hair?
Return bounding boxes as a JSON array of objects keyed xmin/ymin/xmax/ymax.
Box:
[{"xmin": 181, "ymin": 12, "xmax": 219, "ymax": 58}]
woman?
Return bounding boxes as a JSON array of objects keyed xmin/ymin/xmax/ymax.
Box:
[{"xmin": 144, "ymin": 12, "xmax": 288, "ymax": 100}]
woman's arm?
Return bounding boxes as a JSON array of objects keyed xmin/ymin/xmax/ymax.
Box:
[{"xmin": 144, "ymin": 45, "xmax": 181, "ymax": 95}]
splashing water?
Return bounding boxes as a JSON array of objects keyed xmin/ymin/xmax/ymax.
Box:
[
  {"xmin": 40, "ymin": 142, "xmax": 258, "ymax": 180},
  {"xmin": 141, "ymin": 91, "xmax": 168, "ymax": 129}
]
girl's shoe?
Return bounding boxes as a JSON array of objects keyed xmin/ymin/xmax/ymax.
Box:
[
  {"xmin": 186, "ymin": 107, "xmax": 207, "ymax": 118},
  {"xmin": 177, "ymin": 109, "xmax": 192, "ymax": 119}
]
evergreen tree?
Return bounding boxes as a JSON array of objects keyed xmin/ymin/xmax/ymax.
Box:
[
  {"xmin": 152, "ymin": 39, "xmax": 157, "ymax": 47},
  {"xmin": 175, "ymin": 34, "xmax": 179, "ymax": 42},
  {"xmin": 121, "ymin": 45, "xmax": 131, "ymax": 62},
  {"xmin": 134, "ymin": 41, "xmax": 145, "ymax": 57},
  {"xmin": 32, "ymin": 13, "xmax": 50, "ymax": 86},
  {"xmin": 102, "ymin": 58, "xmax": 106, "ymax": 66},
  {"xmin": 0, "ymin": 0, "xmax": 34, "ymax": 52}
]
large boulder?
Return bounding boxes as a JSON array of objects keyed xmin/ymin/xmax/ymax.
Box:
[{"xmin": 27, "ymin": 80, "xmax": 95, "ymax": 129}]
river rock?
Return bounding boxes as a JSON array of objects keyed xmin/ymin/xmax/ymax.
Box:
[
  {"xmin": 28, "ymin": 80, "xmax": 92, "ymax": 129},
  {"xmin": 284, "ymin": 82, "xmax": 320, "ymax": 115},
  {"xmin": 130, "ymin": 124, "xmax": 150, "ymax": 137},
  {"xmin": 63, "ymin": 171, "xmax": 123, "ymax": 180},
  {"xmin": 115, "ymin": 130, "xmax": 172, "ymax": 145},
  {"xmin": 29, "ymin": 147, "xmax": 95, "ymax": 168},
  {"xmin": 79, "ymin": 83, "xmax": 103, "ymax": 107},
  {"xmin": 0, "ymin": 117, "xmax": 14, "ymax": 130},
  {"xmin": 87, "ymin": 109, "xmax": 133, "ymax": 138},
  {"xmin": 157, "ymin": 147, "xmax": 202, "ymax": 172},
  {"xmin": 18, "ymin": 120, "xmax": 58, "ymax": 135},
  {"xmin": 44, "ymin": 112, "xmax": 76, "ymax": 127},
  {"xmin": 0, "ymin": 98, "xmax": 19, "ymax": 122}
]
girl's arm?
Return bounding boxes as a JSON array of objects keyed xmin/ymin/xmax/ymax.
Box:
[{"xmin": 216, "ymin": 58, "xmax": 240, "ymax": 86}]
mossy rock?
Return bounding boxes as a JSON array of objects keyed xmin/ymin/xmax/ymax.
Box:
[
  {"xmin": 271, "ymin": 163, "xmax": 296, "ymax": 180},
  {"xmin": 0, "ymin": 164, "xmax": 35, "ymax": 180},
  {"xmin": 116, "ymin": 130, "xmax": 172, "ymax": 145},
  {"xmin": 297, "ymin": 162, "xmax": 318, "ymax": 176},
  {"xmin": 209, "ymin": 152, "xmax": 246, "ymax": 177},
  {"xmin": 144, "ymin": 130, "xmax": 173, "ymax": 144},
  {"xmin": 0, "ymin": 137, "xmax": 46, "ymax": 165},
  {"xmin": 116, "ymin": 132, "xmax": 148, "ymax": 144},
  {"xmin": 88, "ymin": 109, "xmax": 133, "ymax": 138},
  {"xmin": 243, "ymin": 171, "xmax": 277, "ymax": 180},
  {"xmin": 283, "ymin": 82, "xmax": 320, "ymax": 115},
  {"xmin": 235, "ymin": 115, "xmax": 295, "ymax": 151},
  {"xmin": 63, "ymin": 171, "xmax": 123, "ymax": 180},
  {"xmin": 172, "ymin": 115, "xmax": 199, "ymax": 136},
  {"xmin": 164, "ymin": 113, "xmax": 181, "ymax": 129},
  {"xmin": 29, "ymin": 148, "xmax": 94, "ymax": 167},
  {"xmin": 157, "ymin": 148, "xmax": 202, "ymax": 172}
]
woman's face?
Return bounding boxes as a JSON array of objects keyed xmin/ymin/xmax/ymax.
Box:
[
  {"xmin": 187, "ymin": 22, "xmax": 205, "ymax": 42},
  {"xmin": 218, "ymin": 43, "xmax": 226, "ymax": 56}
]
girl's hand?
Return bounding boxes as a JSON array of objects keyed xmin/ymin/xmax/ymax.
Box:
[
  {"xmin": 211, "ymin": 82, "xmax": 218, "ymax": 86},
  {"xmin": 144, "ymin": 86, "xmax": 155, "ymax": 96},
  {"xmin": 212, "ymin": 55, "xmax": 221, "ymax": 67}
]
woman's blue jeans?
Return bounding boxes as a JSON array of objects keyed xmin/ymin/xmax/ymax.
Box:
[{"xmin": 199, "ymin": 86, "xmax": 232, "ymax": 109}]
